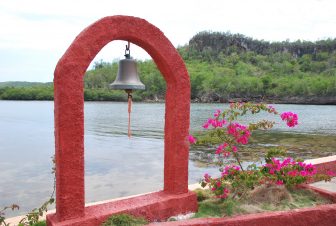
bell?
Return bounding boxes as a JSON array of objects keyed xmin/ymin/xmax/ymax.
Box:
[
  {"xmin": 109, "ymin": 42, "xmax": 145, "ymax": 139},
  {"xmin": 109, "ymin": 58, "xmax": 145, "ymax": 90}
]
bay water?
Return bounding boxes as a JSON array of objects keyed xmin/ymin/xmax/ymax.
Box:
[{"xmin": 0, "ymin": 101, "xmax": 335, "ymax": 216}]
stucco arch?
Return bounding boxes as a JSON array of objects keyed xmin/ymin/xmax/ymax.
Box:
[{"xmin": 53, "ymin": 15, "xmax": 192, "ymax": 222}]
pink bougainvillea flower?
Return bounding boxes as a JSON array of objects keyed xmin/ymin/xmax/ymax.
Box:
[
  {"xmin": 232, "ymin": 146, "xmax": 238, "ymax": 153},
  {"xmin": 223, "ymin": 151, "xmax": 230, "ymax": 157},
  {"xmin": 227, "ymin": 123, "xmax": 251, "ymax": 144},
  {"xmin": 202, "ymin": 114, "xmax": 227, "ymax": 130},
  {"xmin": 276, "ymin": 180, "xmax": 284, "ymax": 185},
  {"xmin": 222, "ymin": 165, "xmax": 240, "ymax": 176},
  {"xmin": 287, "ymin": 170, "xmax": 298, "ymax": 177},
  {"xmin": 188, "ymin": 135, "xmax": 197, "ymax": 144},
  {"xmin": 215, "ymin": 143, "xmax": 230, "ymax": 155},
  {"xmin": 300, "ymin": 171, "xmax": 308, "ymax": 176},
  {"xmin": 214, "ymin": 109, "xmax": 221, "ymax": 117},
  {"xmin": 280, "ymin": 112, "xmax": 298, "ymax": 127},
  {"xmin": 217, "ymin": 188, "xmax": 230, "ymax": 199},
  {"xmin": 202, "ymin": 122, "xmax": 209, "ymax": 129},
  {"xmin": 204, "ymin": 173, "xmax": 211, "ymax": 182},
  {"xmin": 211, "ymin": 120, "xmax": 218, "ymax": 128}
]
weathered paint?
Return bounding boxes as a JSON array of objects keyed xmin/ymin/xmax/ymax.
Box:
[
  {"xmin": 147, "ymin": 204, "xmax": 336, "ymax": 226},
  {"xmin": 313, "ymin": 160, "xmax": 336, "ymax": 177},
  {"xmin": 47, "ymin": 191, "xmax": 197, "ymax": 226},
  {"xmin": 47, "ymin": 15, "xmax": 197, "ymax": 225}
]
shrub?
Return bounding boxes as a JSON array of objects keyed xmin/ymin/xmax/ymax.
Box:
[{"xmin": 189, "ymin": 102, "xmax": 333, "ymax": 200}]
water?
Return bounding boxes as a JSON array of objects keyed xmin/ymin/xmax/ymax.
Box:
[{"xmin": 0, "ymin": 101, "xmax": 335, "ymax": 216}]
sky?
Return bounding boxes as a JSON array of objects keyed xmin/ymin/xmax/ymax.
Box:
[{"xmin": 0, "ymin": 0, "xmax": 336, "ymax": 82}]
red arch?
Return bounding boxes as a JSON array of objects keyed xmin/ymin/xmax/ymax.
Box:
[{"xmin": 53, "ymin": 16, "xmax": 192, "ymax": 221}]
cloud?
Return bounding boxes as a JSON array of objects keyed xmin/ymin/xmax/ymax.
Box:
[{"xmin": 0, "ymin": 0, "xmax": 336, "ymax": 82}]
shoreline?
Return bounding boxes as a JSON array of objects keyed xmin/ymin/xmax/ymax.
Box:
[{"xmin": 0, "ymin": 98, "xmax": 335, "ymax": 105}]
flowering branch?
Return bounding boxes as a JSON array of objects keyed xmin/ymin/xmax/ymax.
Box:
[{"xmin": 187, "ymin": 102, "xmax": 329, "ymax": 200}]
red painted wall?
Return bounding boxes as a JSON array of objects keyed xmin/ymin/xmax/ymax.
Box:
[{"xmin": 148, "ymin": 204, "xmax": 336, "ymax": 226}]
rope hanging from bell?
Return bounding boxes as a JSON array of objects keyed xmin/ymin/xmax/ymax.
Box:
[{"xmin": 127, "ymin": 90, "xmax": 132, "ymax": 138}]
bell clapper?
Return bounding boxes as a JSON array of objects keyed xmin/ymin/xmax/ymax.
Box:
[{"xmin": 126, "ymin": 89, "xmax": 132, "ymax": 138}]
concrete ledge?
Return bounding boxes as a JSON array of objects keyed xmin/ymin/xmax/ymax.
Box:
[
  {"xmin": 305, "ymin": 155, "xmax": 336, "ymax": 183},
  {"xmin": 305, "ymin": 155, "xmax": 336, "ymax": 165},
  {"xmin": 6, "ymin": 185, "xmax": 201, "ymax": 225},
  {"xmin": 46, "ymin": 191, "xmax": 197, "ymax": 226}
]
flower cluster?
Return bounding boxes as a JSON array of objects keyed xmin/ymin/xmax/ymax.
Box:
[
  {"xmin": 218, "ymin": 188, "xmax": 230, "ymax": 199},
  {"xmin": 213, "ymin": 109, "xmax": 221, "ymax": 117},
  {"xmin": 215, "ymin": 143, "xmax": 238, "ymax": 157},
  {"xmin": 203, "ymin": 118, "xmax": 226, "ymax": 129},
  {"xmin": 222, "ymin": 165, "xmax": 240, "ymax": 176},
  {"xmin": 202, "ymin": 175, "xmax": 231, "ymax": 199},
  {"xmin": 188, "ymin": 135, "xmax": 197, "ymax": 144},
  {"xmin": 280, "ymin": 112, "xmax": 298, "ymax": 127},
  {"xmin": 202, "ymin": 109, "xmax": 226, "ymax": 129},
  {"xmin": 227, "ymin": 123, "xmax": 251, "ymax": 144},
  {"xmin": 262, "ymin": 157, "xmax": 317, "ymax": 186}
]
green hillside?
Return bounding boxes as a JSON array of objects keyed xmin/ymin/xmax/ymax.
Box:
[
  {"xmin": 1, "ymin": 31, "xmax": 336, "ymax": 103},
  {"xmin": 0, "ymin": 81, "xmax": 52, "ymax": 88}
]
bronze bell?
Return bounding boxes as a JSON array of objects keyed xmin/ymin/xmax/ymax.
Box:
[
  {"xmin": 109, "ymin": 46, "xmax": 145, "ymax": 91},
  {"xmin": 109, "ymin": 42, "xmax": 145, "ymax": 139}
]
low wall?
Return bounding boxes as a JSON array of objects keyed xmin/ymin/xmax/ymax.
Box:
[
  {"xmin": 149, "ymin": 204, "xmax": 336, "ymax": 226},
  {"xmin": 46, "ymin": 191, "xmax": 197, "ymax": 226},
  {"xmin": 305, "ymin": 155, "xmax": 336, "ymax": 177}
]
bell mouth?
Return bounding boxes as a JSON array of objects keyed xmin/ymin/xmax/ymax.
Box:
[{"xmin": 109, "ymin": 83, "xmax": 145, "ymax": 90}]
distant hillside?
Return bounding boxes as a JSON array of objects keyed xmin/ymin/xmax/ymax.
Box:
[
  {"xmin": 0, "ymin": 81, "xmax": 52, "ymax": 88},
  {"xmin": 1, "ymin": 32, "xmax": 335, "ymax": 104},
  {"xmin": 184, "ymin": 31, "xmax": 336, "ymax": 60}
]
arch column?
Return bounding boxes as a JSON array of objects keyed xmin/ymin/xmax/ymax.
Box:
[{"xmin": 47, "ymin": 15, "xmax": 197, "ymax": 225}]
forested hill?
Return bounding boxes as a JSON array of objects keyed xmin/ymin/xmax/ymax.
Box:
[
  {"xmin": 0, "ymin": 81, "xmax": 52, "ymax": 88},
  {"xmin": 176, "ymin": 31, "xmax": 336, "ymax": 104},
  {"xmin": 1, "ymin": 32, "xmax": 336, "ymax": 104},
  {"xmin": 184, "ymin": 31, "xmax": 336, "ymax": 59}
]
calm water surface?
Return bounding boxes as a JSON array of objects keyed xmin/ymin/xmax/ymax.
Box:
[{"xmin": 0, "ymin": 101, "xmax": 335, "ymax": 216}]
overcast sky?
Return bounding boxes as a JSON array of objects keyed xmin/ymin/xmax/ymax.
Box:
[{"xmin": 0, "ymin": 0, "xmax": 335, "ymax": 82}]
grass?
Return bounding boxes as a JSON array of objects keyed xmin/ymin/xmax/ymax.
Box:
[
  {"xmin": 193, "ymin": 187, "xmax": 332, "ymax": 218},
  {"xmin": 101, "ymin": 213, "xmax": 148, "ymax": 226},
  {"xmin": 32, "ymin": 221, "xmax": 47, "ymax": 226}
]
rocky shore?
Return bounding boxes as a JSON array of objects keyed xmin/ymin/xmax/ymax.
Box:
[
  {"xmin": 192, "ymin": 94, "xmax": 336, "ymax": 105},
  {"xmin": 144, "ymin": 94, "xmax": 336, "ymax": 105}
]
